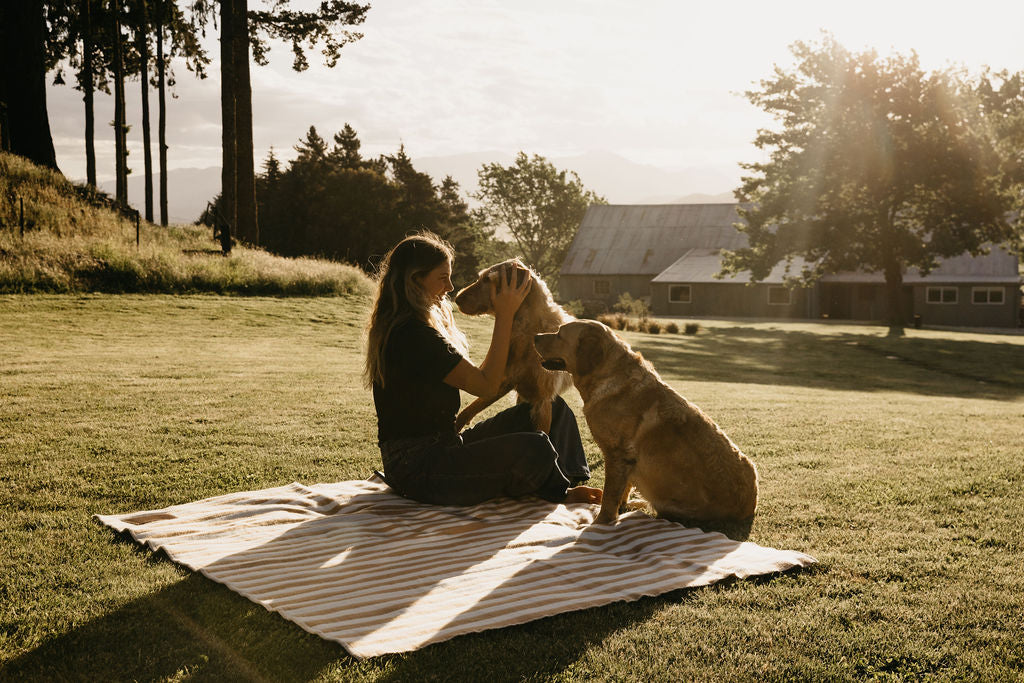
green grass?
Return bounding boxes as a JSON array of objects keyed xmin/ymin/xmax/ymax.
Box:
[
  {"xmin": 0, "ymin": 152, "xmax": 372, "ymax": 296},
  {"xmin": 2, "ymin": 295, "xmax": 1023, "ymax": 681}
]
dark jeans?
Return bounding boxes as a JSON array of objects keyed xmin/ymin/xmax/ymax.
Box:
[{"xmin": 379, "ymin": 396, "xmax": 590, "ymax": 505}]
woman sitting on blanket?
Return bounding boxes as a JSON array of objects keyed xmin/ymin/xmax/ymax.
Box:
[{"xmin": 364, "ymin": 231, "xmax": 602, "ymax": 507}]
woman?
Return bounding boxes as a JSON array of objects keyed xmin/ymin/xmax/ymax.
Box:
[{"xmin": 364, "ymin": 231, "xmax": 602, "ymax": 506}]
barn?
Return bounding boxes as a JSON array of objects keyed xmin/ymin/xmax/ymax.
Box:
[{"xmin": 558, "ymin": 203, "xmax": 1022, "ymax": 328}]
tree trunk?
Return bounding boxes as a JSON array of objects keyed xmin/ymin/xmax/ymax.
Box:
[
  {"xmin": 113, "ymin": 0, "xmax": 127, "ymax": 204},
  {"xmin": 156, "ymin": 0, "xmax": 168, "ymax": 226},
  {"xmin": 82, "ymin": 0, "xmax": 96, "ymax": 186},
  {"xmin": 220, "ymin": 0, "xmax": 237, "ymax": 240},
  {"xmin": 233, "ymin": 0, "xmax": 258, "ymax": 245},
  {"xmin": 883, "ymin": 256, "xmax": 906, "ymax": 336},
  {"xmin": 138, "ymin": 0, "xmax": 153, "ymax": 222},
  {"xmin": 0, "ymin": 0, "xmax": 60, "ymax": 171}
]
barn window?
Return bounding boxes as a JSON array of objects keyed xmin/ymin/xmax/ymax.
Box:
[
  {"xmin": 668, "ymin": 285, "xmax": 691, "ymax": 303},
  {"xmin": 593, "ymin": 279, "xmax": 610, "ymax": 295},
  {"xmin": 926, "ymin": 287, "xmax": 958, "ymax": 304},
  {"xmin": 767, "ymin": 287, "xmax": 792, "ymax": 305},
  {"xmin": 971, "ymin": 287, "xmax": 1004, "ymax": 305}
]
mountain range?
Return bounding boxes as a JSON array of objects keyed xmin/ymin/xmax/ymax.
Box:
[{"xmin": 104, "ymin": 150, "xmax": 736, "ymax": 225}]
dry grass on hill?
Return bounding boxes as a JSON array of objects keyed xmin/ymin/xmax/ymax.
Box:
[{"xmin": 0, "ymin": 152, "xmax": 372, "ymax": 297}]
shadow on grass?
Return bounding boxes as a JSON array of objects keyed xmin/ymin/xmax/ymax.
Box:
[
  {"xmin": 0, "ymin": 552, "xmax": 669, "ymax": 683},
  {"xmin": 0, "ymin": 570, "xmax": 341, "ymax": 682},
  {"xmin": 3, "ymin": 517, "xmax": 794, "ymax": 682},
  {"xmin": 631, "ymin": 326, "xmax": 1024, "ymax": 399},
  {"xmin": 373, "ymin": 562, "xmax": 816, "ymax": 683}
]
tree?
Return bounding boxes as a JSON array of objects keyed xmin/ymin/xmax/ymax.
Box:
[
  {"xmin": 473, "ymin": 152, "xmax": 605, "ymax": 288},
  {"xmin": 154, "ymin": 0, "xmax": 167, "ymax": 223},
  {"xmin": 81, "ymin": 0, "xmax": 96, "ymax": 186},
  {"xmin": 330, "ymin": 123, "xmax": 363, "ymax": 169},
  {"xmin": 136, "ymin": 0, "xmax": 154, "ymax": 222},
  {"xmin": 213, "ymin": 123, "xmax": 488, "ymax": 274},
  {"xmin": 974, "ymin": 69, "xmax": 1024, "ymax": 255},
  {"xmin": 219, "ymin": 0, "xmax": 239, "ymax": 241},
  {"xmin": 0, "ymin": 0, "xmax": 60, "ymax": 171},
  {"xmin": 112, "ymin": 0, "xmax": 128, "ymax": 204},
  {"xmin": 437, "ymin": 175, "xmax": 493, "ymax": 285},
  {"xmin": 46, "ymin": 0, "xmax": 208, "ymax": 211},
  {"xmin": 191, "ymin": 0, "xmax": 370, "ymax": 246},
  {"xmin": 721, "ymin": 35, "xmax": 1014, "ymax": 332}
]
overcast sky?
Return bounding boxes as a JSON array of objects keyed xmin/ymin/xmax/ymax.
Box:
[{"xmin": 46, "ymin": 0, "xmax": 1024, "ymax": 195}]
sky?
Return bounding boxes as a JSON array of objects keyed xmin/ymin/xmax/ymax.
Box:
[{"xmin": 46, "ymin": 0, "xmax": 1024, "ymax": 199}]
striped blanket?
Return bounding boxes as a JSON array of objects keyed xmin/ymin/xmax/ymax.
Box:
[{"xmin": 96, "ymin": 481, "xmax": 816, "ymax": 659}]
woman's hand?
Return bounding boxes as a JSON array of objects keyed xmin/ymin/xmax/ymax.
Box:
[
  {"xmin": 445, "ymin": 263, "xmax": 532, "ymax": 398},
  {"xmin": 490, "ymin": 263, "xmax": 532, "ymax": 320}
]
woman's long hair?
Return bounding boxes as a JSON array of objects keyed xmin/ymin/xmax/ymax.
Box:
[{"xmin": 364, "ymin": 231, "xmax": 469, "ymax": 388}]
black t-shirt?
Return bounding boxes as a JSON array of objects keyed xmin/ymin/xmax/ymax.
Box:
[{"xmin": 373, "ymin": 318, "xmax": 465, "ymax": 443}]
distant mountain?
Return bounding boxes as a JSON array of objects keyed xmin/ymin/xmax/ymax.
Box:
[
  {"xmin": 415, "ymin": 150, "xmax": 738, "ymax": 205},
  {"xmin": 106, "ymin": 151, "xmax": 737, "ymax": 225},
  {"xmin": 100, "ymin": 166, "xmax": 221, "ymax": 224}
]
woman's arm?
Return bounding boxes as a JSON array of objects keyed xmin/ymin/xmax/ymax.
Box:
[{"xmin": 444, "ymin": 265, "xmax": 530, "ymax": 397}]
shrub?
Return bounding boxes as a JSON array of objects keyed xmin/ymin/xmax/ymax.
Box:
[
  {"xmin": 577, "ymin": 299, "xmax": 608, "ymax": 319},
  {"xmin": 684, "ymin": 322, "xmax": 701, "ymax": 335},
  {"xmin": 596, "ymin": 313, "xmax": 623, "ymax": 330},
  {"xmin": 644, "ymin": 320, "xmax": 662, "ymax": 334},
  {"xmin": 612, "ymin": 292, "xmax": 651, "ymax": 320},
  {"xmin": 665, "ymin": 322, "xmax": 680, "ymax": 334}
]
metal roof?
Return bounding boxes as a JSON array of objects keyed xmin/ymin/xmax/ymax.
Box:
[
  {"xmin": 560, "ymin": 204, "xmax": 747, "ymax": 276},
  {"xmin": 822, "ymin": 246, "xmax": 1020, "ymax": 284},
  {"xmin": 652, "ymin": 249, "xmax": 812, "ymax": 284},
  {"xmin": 565, "ymin": 203, "xmax": 1021, "ymax": 285}
]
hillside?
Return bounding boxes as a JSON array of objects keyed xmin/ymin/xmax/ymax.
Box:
[{"xmin": 0, "ymin": 152, "xmax": 372, "ymax": 297}]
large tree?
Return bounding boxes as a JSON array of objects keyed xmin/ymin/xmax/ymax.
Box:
[
  {"xmin": 721, "ymin": 36, "xmax": 1014, "ymax": 331},
  {"xmin": 193, "ymin": 0, "xmax": 369, "ymax": 246},
  {"xmin": 111, "ymin": 0, "xmax": 128, "ymax": 203},
  {"xmin": 974, "ymin": 68, "xmax": 1024, "ymax": 255},
  {"xmin": 473, "ymin": 152, "xmax": 605, "ymax": 287},
  {"xmin": 135, "ymin": 0, "xmax": 154, "ymax": 221},
  {"xmin": 0, "ymin": 0, "xmax": 60, "ymax": 171}
]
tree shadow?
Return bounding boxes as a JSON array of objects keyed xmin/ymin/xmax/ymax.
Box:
[
  {"xmin": 1, "ymin": 570, "xmax": 342, "ymax": 682},
  {"xmin": 631, "ymin": 326, "xmax": 1024, "ymax": 399},
  {"xmin": 4, "ymin": 495, "xmax": 789, "ymax": 682},
  {"xmin": 376, "ymin": 553, "xmax": 812, "ymax": 683}
]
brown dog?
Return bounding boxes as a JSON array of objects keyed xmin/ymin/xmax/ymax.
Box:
[
  {"xmin": 453, "ymin": 259, "xmax": 573, "ymax": 433},
  {"xmin": 534, "ymin": 319, "xmax": 758, "ymax": 524}
]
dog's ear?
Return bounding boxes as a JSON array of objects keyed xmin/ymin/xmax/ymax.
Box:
[{"xmin": 575, "ymin": 327, "xmax": 605, "ymax": 376}]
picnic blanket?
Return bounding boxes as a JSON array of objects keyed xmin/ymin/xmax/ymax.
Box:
[{"xmin": 96, "ymin": 480, "xmax": 816, "ymax": 659}]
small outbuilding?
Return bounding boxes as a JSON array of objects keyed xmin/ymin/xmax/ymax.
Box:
[{"xmin": 558, "ymin": 203, "xmax": 1022, "ymax": 328}]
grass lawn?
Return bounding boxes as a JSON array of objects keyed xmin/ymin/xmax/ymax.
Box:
[{"xmin": 2, "ymin": 294, "xmax": 1023, "ymax": 682}]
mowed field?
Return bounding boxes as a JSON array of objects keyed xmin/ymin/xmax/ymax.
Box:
[{"xmin": 2, "ymin": 294, "xmax": 1023, "ymax": 682}]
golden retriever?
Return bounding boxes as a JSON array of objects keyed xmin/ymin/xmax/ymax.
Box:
[
  {"xmin": 453, "ymin": 259, "xmax": 573, "ymax": 433},
  {"xmin": 534, "ymin": 319, "xmax": 758, "ymax": 524}
]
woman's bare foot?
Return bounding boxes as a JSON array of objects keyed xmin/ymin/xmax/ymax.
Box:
[{"xmin": 564, "ymin": 486, "xmax": 603, "ymax": 504}]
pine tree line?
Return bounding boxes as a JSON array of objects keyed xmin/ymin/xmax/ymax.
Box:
[{"xmin": 203, "ymin": 124, "xmax": 503, "ymax": 283}]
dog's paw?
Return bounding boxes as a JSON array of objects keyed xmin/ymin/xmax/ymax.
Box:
[{"xmin": 593, "ymin": 512, "xmax": 619, "ymax": 525}]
